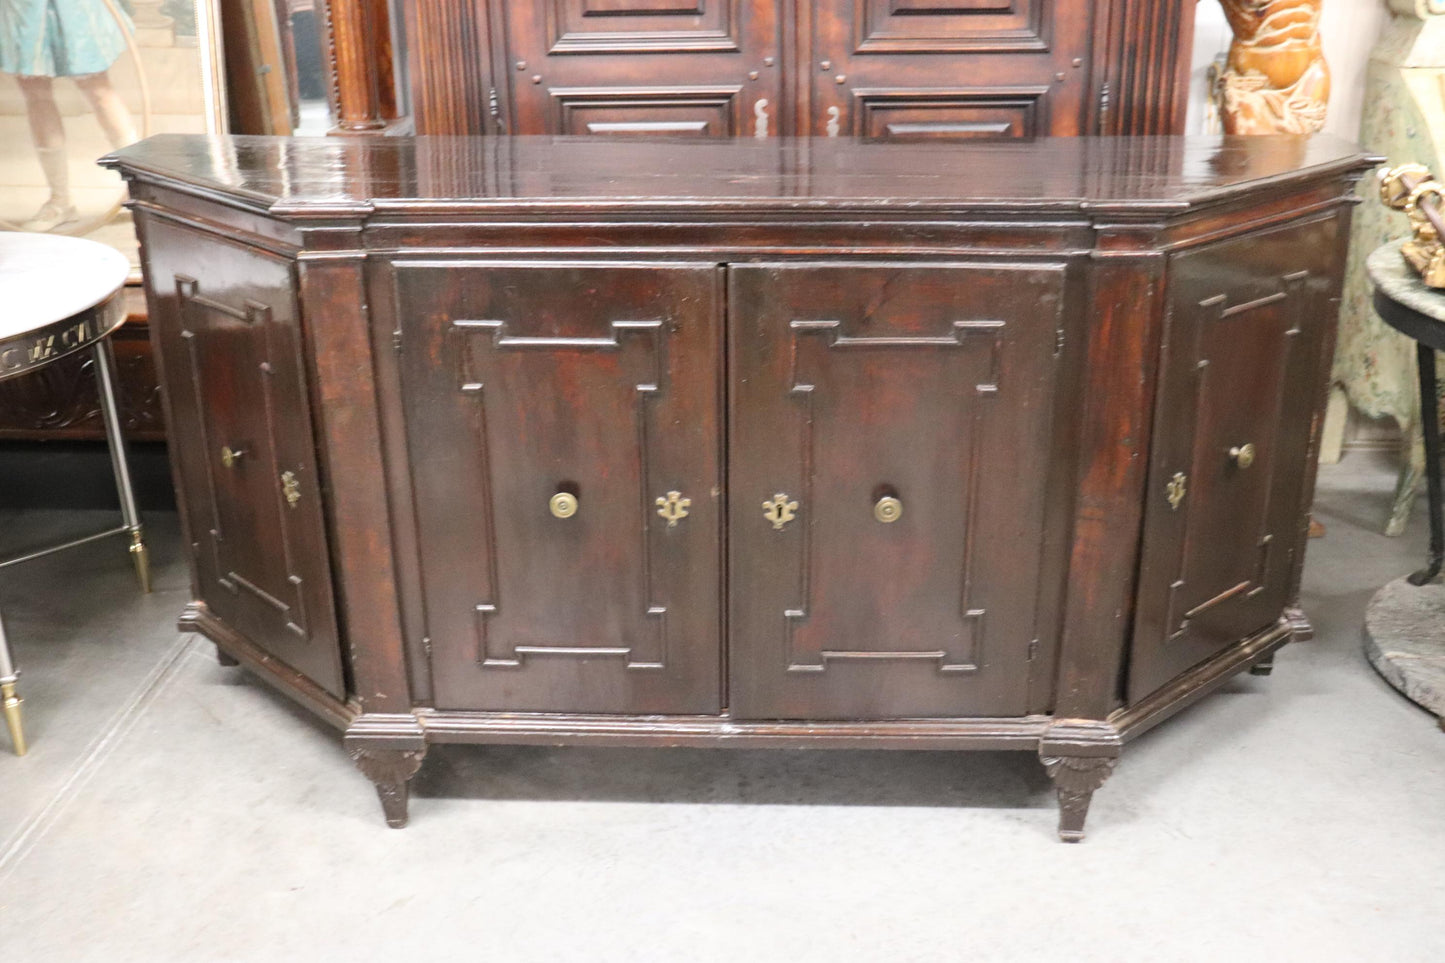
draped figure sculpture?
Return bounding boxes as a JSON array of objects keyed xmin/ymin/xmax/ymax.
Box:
[{"xmin": 1218, "ymin": 0, "xmax": 1331, "ymax": 135}]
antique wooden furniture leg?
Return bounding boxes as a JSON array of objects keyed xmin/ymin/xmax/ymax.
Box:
[
  {"xmin": 94, "ymin": 337, "xmax": 151, "ymax": 594},
  {"xmin": 344, "ymin": 716, "xmax": 428, "ymax": 827},
  {"xmin": 0, "ymin": 612, "xmax": 25, "ymax": 756},
  {"xmin": 1249, "ymin": 652, "xmax": 1276, "ymax": 676},
  {"xmin": 1039, "ymin": 724, "xmax": 1122, "ymax": 842},
  {"xmin": 1410, "ymin": 342, "xmax": 1444, "ymax": 585}
]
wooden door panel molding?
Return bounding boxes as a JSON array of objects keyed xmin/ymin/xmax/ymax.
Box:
[
  {"xmin": 1130, "ymin": 217, "xmax": 1339, "ymax": 704},
  {"xmin": 854, "ymin": 0, "xmax": 1048, "ymax": 52},
  {"xmin": 142, "ymin": 219, "xmax": 344, "ymax": 699},
  {"xmin": 729, "ymin": 262, "xmax": 1065, "ymax": 720},
  {"xmin": 549, "ymin": 0, "xmax": 741, "ymax": 53},
  {"xmin": 552, "ymin": 85, "xmax": 745, "ymax": 135},
  {"xmin": 852, "ymin": 86, "xmax": 1046, "ymax": 139},
  {"xmin": 397, "ymin": 260, "xmax": 723, "ymax": 715}
]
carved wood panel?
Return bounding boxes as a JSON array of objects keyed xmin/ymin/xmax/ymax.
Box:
[
  {"xmin": 140, "ymin": 217, "xmax": 344, "ymax": 698},
  {"xmin": 1130, "ymin": 216, "xmax": 1341, "ymax": 703},
  {"xmin": 728, "ymin": 262, "xmax": 1065, "ymax": 720},
  {"xmin": 396, "ymin": 260, "xmax": 722, "ymax": 714},
  {"xmin": 499, "ymin": 0, "xmax": 781, "ymax": 137}
]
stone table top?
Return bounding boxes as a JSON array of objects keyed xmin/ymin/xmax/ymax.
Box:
[
  {"xmin": 1365, "ymin": 576, "xmax": 1445, "ymax": 728},
  {"xmin": 0, "ymin": 231, "xmax": 129, "ymax": 340},
  {"xmin": 1368, "ymin": 240, "xmax": 1445, "ymax": 324}
]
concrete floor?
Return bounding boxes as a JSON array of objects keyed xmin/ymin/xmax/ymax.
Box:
[{"xmin": 0, "ymin": 452, "xmax": 1441, "ymax": 961}]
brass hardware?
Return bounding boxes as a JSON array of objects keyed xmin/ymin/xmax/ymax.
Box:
[
  {"xmin": 2, "ymin": 680, "xmax": 25, "ymax": 756},
  {"xmin": 549, "ymin": 491, "xmax": 579, "ymax": 519},
  {"xmin": 129, "ymin": 528, "xmax": 151, "ymax": 595},
  {"xmin": 220, "ymin": 445, "xmax": 244, "ymax": 469},
  {"xmin": 762, "ymin": 493, "xmax": 798, "ymax": 531},
  {"xmin": 835, "ymin": 74, "xmax": 846, "ymax": 84},
  {"xmin": 1166, "ymin": 472, "xmax": 1187, "ymax": 511},
  {"xmin": 1229, "ymin": 443, "xmax": 1256, "ymax": 469},
  {"xmin": 655, "ymin": 490, "xmax": 691, "ymax": 527},
  {"xmin": 281, "ymin": 470, "xmax": 301, "ymax": 509},
  {"xmin": 874, "ymin": 495, "xmax": 903, "ymax": 524}
]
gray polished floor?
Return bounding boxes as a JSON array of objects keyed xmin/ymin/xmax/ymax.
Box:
[{"xmin": 0, "ymin": 452, "xmax": 1441, "ymax": 962}]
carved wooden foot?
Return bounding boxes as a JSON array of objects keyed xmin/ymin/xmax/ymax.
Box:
[
  {"xmin": 215, "ymin": 645, "xmax": 240, "ymax": 667},
  {"xmin": 1039, "ymin": 721, "xmax": 1121, "ymax": 842},
  {"xmin": 1249, "ymin": 652, "xmax": 1275, "ymax": 676},
  {"xmin": 1041, "ymin": 755, "xmax": 1117, "ymax": 842},
  {"xmin": 344, "ymin": 714, "xmax": 427, "ymax": 828}
]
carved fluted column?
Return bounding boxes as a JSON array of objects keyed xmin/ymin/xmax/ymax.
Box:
[
  {"xmin": 320, "ymin": 0, "xmax": 398, "ymax": 132},
  {"xmin": 1218, "ymin": 0, "xmax": 1331, "ymax": 134}
]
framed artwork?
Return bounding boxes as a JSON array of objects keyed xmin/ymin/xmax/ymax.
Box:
[{"xmin": 0, "ymin": 0, "xmax": 227, "ymax": 275}]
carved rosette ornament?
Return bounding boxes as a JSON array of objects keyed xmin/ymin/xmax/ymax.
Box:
[{"xmin": 1218, "ymin": 0, "xmax": 1331, "ymax": 134}]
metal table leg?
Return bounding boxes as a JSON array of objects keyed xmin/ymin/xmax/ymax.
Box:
[
  {"xmin": 1410, "ymin": 341, "xmax": 1445, "ymax": 586},
  {"xmin": 0, "ymin": 612, "xmax": 25, "ymax": 756},
  {"xmin": 93, "ymin": 337, "xmax": 150, "ymax": 594}
]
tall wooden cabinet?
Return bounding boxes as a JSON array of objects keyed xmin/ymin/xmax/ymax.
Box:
[
  {"xmin": 107, "ymin": 132, "xmax": 1374, "ymax": 841},
  {"xmin": 399, "ymin": 0, "xmax": 1194, "ymax": 137}
]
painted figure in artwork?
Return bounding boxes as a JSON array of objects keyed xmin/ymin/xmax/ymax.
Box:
[
  {"xmin": 0, "ymin": 0, "xmax": 138, "ymax": 231},
  {"xmin": 1218, "ymin": 0, "xmax": 1331, "ymax": 134}
]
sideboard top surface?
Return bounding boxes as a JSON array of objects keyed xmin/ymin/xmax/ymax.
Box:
[{"xmin": 107, "ymin": 134, "xmax": 1374, "ymax": 219}]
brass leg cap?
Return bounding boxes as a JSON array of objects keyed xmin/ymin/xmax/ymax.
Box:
[
  {"xmin": 129, "ymin": 529, "xmax": 152, "ymax": 595},
  {"xmin": 3, "ymin": 682, "xmax": 27, "ymax": 756}
]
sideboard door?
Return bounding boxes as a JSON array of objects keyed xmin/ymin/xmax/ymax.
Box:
[
  {"xmin": 1129, "ymin": 218, "xmax": 1340, "ymax": 703},
  {"xmin": 728, "ymin": 262, "xmax": 1065, "ymax": 719},
  {"xmin": 396, "ymin": 261, "xmax": 723, "ymax": 714},
  {"xmin": 142, "ymin": 219, "xmax": 345, "ymax": 698}
]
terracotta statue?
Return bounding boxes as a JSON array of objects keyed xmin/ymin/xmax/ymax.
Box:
[{"xmin": 1218, "ymin": 0, "xmax": 1331, "ymax": 134}]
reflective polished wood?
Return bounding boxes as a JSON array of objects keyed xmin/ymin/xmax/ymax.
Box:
[{"xmin": 107, "ymin": 132, "xmax": 1375, "ymax": 840}]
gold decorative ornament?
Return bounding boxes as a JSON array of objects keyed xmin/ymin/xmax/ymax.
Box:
[
  {"xmin": 220, "ymin": 445, "xmax": 244, "ymax": 469},
  {"xmin": 1229, "ymin": 443, "xmax": 1257, "ymax": 469},
  {"xmin": 549, "ymin": 491, "xmax": 579, "ymax": 519},
  {"xmin": 762, "ymin": 493, "xmax": 798, "ymax": 531},
  {"xmin": 1166, "ymin": 472, "xmax": 1188, "ymax": 511},
  {"xmin": 1379, "ymin": 163, "xmax": 1445, "ymax": 288},
  {"xmin": 655, "ymin": 491, "xmax": 691, "ymax": 527},
  {"xmin": 873, "ymin": 495, "xmax": 903, "ymax": 524}
]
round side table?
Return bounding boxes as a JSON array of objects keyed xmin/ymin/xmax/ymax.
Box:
[{"xmin": 0, "ymin": 232, "xmax": 153, "ymax": 756}]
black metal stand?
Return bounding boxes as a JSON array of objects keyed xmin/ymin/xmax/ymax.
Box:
[{"xmin": 1411, "ymin": 342, "xmax": 1445, "ymax": 585}]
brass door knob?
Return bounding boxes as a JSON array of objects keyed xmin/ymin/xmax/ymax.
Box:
[
  {"xmin": 1229, "ymin": 443, "xmax": 1256, "ymax": 469},
  {"xmin": 220, "ymin": 446, "xmax": 245, "ymax": 469},
  {"xmin": 549, "ymin": 491, "xmax": 579, "ymax": 519},
  {"xmin": 874, "ymin": 495, "xmax": 903, "ymax": 524}
]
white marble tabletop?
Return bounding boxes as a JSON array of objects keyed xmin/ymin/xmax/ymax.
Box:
[
  {"xmin": 1368, "ymin": 241, "xmax": 1445, "ymax": 324},
  {"xmin": 0, "ymin": 231, "xmax": 130, "ymax": 341}
]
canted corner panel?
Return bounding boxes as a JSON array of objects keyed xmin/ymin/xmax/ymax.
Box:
[
  {"xmin": 854, "ymin": 0, "xmax": 1047, "ymax": 53},
  {"xmin": 174, "ymin": 277, "xmax": 314, "ymax": 648},
  {"xmin": 1161, "ymin": 270, "xmax": 1310, "ymax": 643},
  {"xmin": 451, "ymin": 316, "xmax": 671, "ymax": 670},
  {"xmin": 851, "ymin": 87, "xmax": 1047, "ymax": 140},
  {"xmin": 780, "ymin": 317, "xmax": 1006, "ymax": 675},
  {"xmin": 552, "ymin": 86, "xmax": 743, "ymax": 136},
  {"xmin": 549, "ymin": 0, "xmax": 740, "ymax": 53}
]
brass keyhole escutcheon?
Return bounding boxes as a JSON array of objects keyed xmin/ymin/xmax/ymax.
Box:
[
  {"xmin": 1166, "ymin": 472, "xmax": 1187, "ymax": 511},
  {"xmin": 1229, "ymin": 443, "xmax": 1256, "ymax": 469},
  {"xmin": 762, "ymin": 493, "xmax": 798, "ymax": 531},
  {"xmin": 220, "ymin": 446, "xmax": 245, "ymax": 469},
  {"xmin": 656, "ymin": 491, "xmax": 691, "ymax": 527},
  {"xmin": 874, "ymin": 495, "xmax": 903, "ymax": 524},
  {"xmin": 549, "ymin": 491, "xmax": 579, "ymax": 519},
  {"xmin": 280, "ymin": 471, "xmax": 301, "ymax": 509}
]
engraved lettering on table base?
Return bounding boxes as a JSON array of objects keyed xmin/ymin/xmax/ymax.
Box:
[
  {"xmin": 781, "ymin": 317, "xmax": 1004, "ymax": 673},
  {"xmin": 1162, "ymin": 271, "xmax": 1307, "ymax": 642},
  {"xmin": 454, "ymin": 316, "xmax": 672, "ymax": 670},
  {"xmin": 176, "ymin": 276, "xmax": 314, "ymax": 639}
]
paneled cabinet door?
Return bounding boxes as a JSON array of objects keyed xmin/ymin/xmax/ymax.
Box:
[
  {"xmin": 728, "ymin": 263, "xmax": 1066, "ymax": 719},
  {"xmin": 397, "ymin": 261, "xmax": 723, "ymax": 714},
  {"xmin": 501, "ymin": 0, "xmax": 781, "ymax": 138},
  {"xmin": 1129, "ymin": 217, "xmax": 1341, "ymax": 703},
  {"xmin": 806, "ymin": 0, "xmax": 1094, "ymax": 139},
  {"xmin": 140, "ymin": 219, "xmax": 345, "ymax": 698}
]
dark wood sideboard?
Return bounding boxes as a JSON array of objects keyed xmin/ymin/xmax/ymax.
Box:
[{"xmin": 106, "ymin": 133, "xmax": 1374, "ymax": 840}]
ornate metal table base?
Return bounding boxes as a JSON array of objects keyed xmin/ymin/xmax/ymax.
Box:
[{"xmin": 0, "ymin": 235, "xmax": 151, "ymax": 756}]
